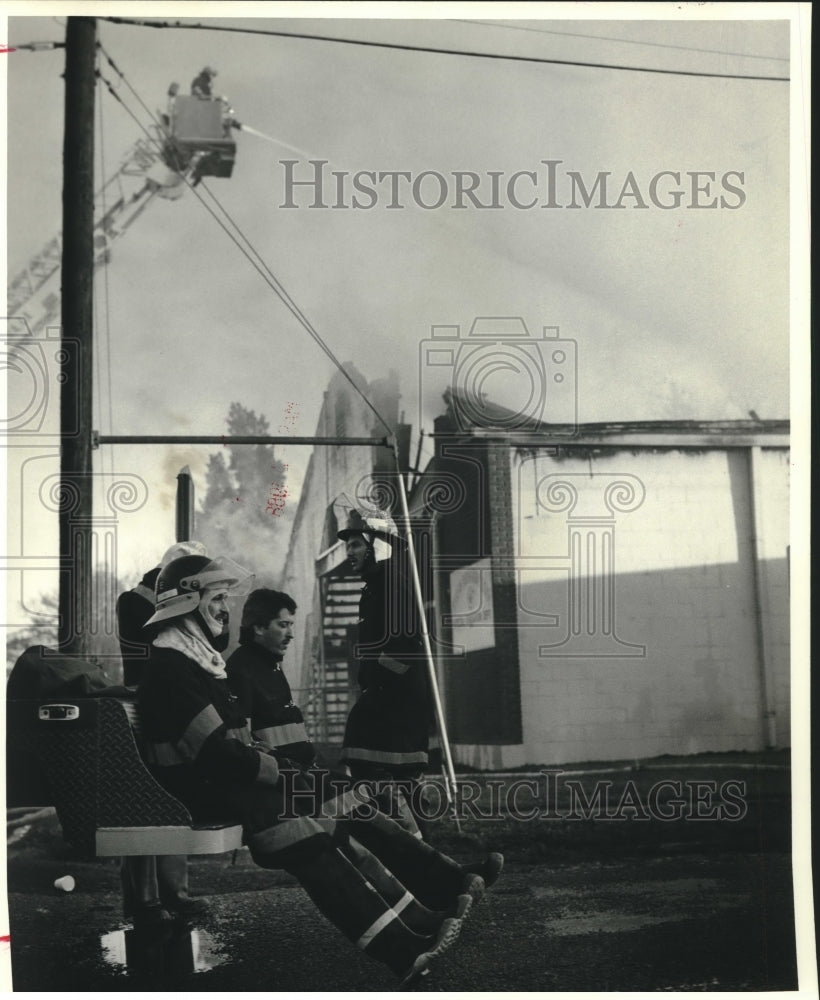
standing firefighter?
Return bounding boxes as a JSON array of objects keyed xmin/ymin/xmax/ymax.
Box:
[
  {"xmin": 138, "ymin": 555, "xmax": 474, "ymax": 987},
  {"xmin": 338, "ymin": 508, "xmax": 432, "ymax": 836}
]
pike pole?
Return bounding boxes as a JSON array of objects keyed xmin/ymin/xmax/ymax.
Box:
[{"xmin": 391, "ymin": 439, "xmax": 461, "ymax": 831}]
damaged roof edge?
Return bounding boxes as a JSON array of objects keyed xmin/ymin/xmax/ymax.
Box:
[{"xmin": 439, "ymin": 418, "xmax": 789, "ymax": 450}]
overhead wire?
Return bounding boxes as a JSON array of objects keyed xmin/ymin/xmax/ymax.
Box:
[
  {"xmin": 452, "ymin": 18, "xmax": 790, "ymax": 63},
  {"xmin": 95, "ymin": 44, "xmax": 394, "ymax": 438},
  {"xmin": 100, "ymin": 16, "xmax": 789, "ymax": 82}
]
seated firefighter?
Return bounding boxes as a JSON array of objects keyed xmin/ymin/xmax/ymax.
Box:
[
  {"xmin": 138, "ymin": 556, "xmax": 495, "ymax": 986},
  {"xmin": 226, "ymin": 588, "xmax": 503, "ymax": 921}
]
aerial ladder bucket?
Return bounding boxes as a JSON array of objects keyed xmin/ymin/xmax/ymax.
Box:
[{"xmin": 164, "ymin": 94, "xmax": 237, "ymax": 180}]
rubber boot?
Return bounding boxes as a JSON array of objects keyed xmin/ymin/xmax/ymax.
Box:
[
  {"xmin": 344, "ymin": 809, "xmax": 470, "ymax": 911},
  {"xmin": 464, "ymin": 852, "xmax": 505, "ymax": 895},
  {"xmin": 342, "ymin": 836, "xmax": 472, "ymax": 933},
  {"xmin": 289, "ymin": 847, "xmax": 461, "ymax": 984}
]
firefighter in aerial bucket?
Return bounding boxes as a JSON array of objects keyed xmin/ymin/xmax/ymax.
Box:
[{"xmin": 191, "ymin": 65, "xmax": 217, "ymax": 99}]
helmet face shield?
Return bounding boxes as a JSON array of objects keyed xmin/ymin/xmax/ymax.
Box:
[
  {"xmin": 145, "ymin": 555, "xmax": 254, "ymax": 626},
  {"xmin": 180, "ymin": 556, "xmax": 254, "ymax": 598}
]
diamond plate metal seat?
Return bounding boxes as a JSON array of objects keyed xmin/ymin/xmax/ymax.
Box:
[{"xmin": 6, "ymin": 697, "xmax": 243, "ymax": 857}]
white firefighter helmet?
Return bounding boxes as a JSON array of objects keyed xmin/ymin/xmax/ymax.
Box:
[
  {"xmin": 145, "ymin": 554, "xmax": 254, "ymax": 626},
  {"xmin": 160, "ymin": 539, "xmax": 207, "ymax": 569}
]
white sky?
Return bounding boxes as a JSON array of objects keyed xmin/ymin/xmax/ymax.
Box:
[{"xmin": 1, "ymin": 2, "xmax": 805, "ymax": 604}]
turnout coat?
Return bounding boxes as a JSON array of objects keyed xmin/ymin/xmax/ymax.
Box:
[
  {"xmin": 225, "ymin": 641, "xmax": 374, "ymax": 823},
  {"xmin": 341, "ymin": 555, "xmax": 430, "ymax": 777},
  {"xmin": 139, "ymin": 642, "xmax": 363, "ymax": 868},
  {"xmin": 226, "ymin": 642, "xmax": 315, "ymax": 768}
]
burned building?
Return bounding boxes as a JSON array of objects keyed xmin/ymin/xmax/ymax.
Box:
[{"xmin": 284, "ymin": 376, "xmax": 790, "ymax": 769}]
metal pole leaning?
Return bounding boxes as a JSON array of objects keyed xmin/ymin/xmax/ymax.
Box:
[{"xmin": 391, "ymin": 441, "xmax": 461, "ymax": 829}]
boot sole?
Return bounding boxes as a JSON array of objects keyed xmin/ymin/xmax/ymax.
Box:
[
  {"xmin": 397, "ymin": 950, "xmax": 433, "ymax": 990},
  {"xmin": 396, "ymin": 917, "xmax": 462, "ymax": 989},
  {"xmin": 453, "ymin": 893, "xmax": 473, "ymax": 922},
  {"xmin": 427, "ymin": 916, "xmax": 462, "ymax": 960},
  {"xmin": 462, "ymin": 873, "xmax": 486, "ymax": 904}
]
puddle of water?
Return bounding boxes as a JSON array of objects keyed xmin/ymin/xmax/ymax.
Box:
[{"xmin": 100, "ymin": 924, "xmax": 229, "ymax": 977}]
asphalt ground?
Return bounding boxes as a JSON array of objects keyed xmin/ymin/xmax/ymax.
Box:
[{"xmin": 4, "ymin": 751, "xmax": 804, "ymax": 992}]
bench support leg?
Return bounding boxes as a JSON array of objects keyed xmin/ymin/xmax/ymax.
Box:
[
  {"xmin": 157, "ymin": 854, "xmax": 191, "ymax": 908},
  {"xmin": 121, "ymin": 856, "xmax": 161, "ymax": 919}
]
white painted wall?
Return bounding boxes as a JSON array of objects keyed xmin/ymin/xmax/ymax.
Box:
[{"xmin": 453, "ymin": 445, "xmax": 790, "ymax": 768}]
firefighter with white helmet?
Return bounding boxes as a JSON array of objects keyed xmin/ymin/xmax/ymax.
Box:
[
  {"xmin": 117, "ymin": 541, "xmax": 208, "ymax": 686},
  {"xmin": 138, "ymin": 553, "xmax": 468, "ymax": 986}
]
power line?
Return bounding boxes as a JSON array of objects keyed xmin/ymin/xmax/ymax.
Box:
[
  {"xmin": 196, "ymin": 176, "xmax": 394, "ymax": 436},
  {"xmin": 96, "ymin": 48, "xmax": 395, "ymax": 438},
  {"xmin": 101, "ymin": 16, "xmax": 789, "ymax": 82},
  {"xmin": 452, "ymin": 19, "xmax": 789, "ymax": 63}
]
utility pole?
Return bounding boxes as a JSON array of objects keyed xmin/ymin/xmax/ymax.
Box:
[{"xmin": 58, "ymin": 16, "xmax": 96, "ymax": 653}]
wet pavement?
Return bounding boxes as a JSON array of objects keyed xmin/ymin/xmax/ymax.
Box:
[{"xmin": 5, "ymin": 829, "xmax": 798, "ymax": 992}]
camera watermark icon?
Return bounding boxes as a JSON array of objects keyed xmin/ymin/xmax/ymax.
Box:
[
  {"xmin": 1, "ymin": 318, "xmax": 80, "ymax": 438},
  {"xmin": 350, "ymin": 320, "xmax": 646, "ymax": 662},
  {"xmin": 419, "ymin": 317, "xmax": 578, "ymax": 439}
]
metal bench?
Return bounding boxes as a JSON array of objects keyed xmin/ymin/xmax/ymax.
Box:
[{"xmin": 6, "ymin": 697, "xmax": 243, "ymax": 857}]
